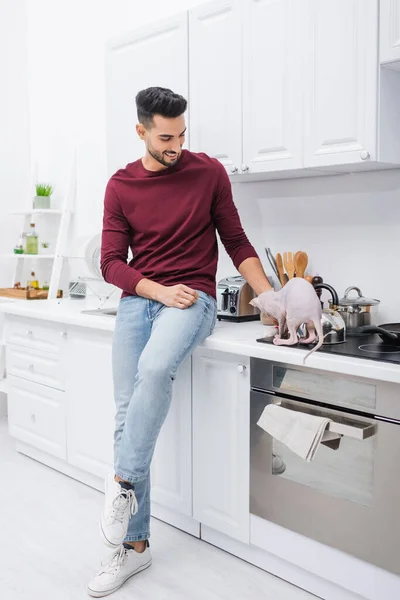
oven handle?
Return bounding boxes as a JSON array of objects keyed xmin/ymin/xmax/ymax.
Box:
[{"xmin": 272, "ymin": 397, "xmax": 376, "ymax": 441}]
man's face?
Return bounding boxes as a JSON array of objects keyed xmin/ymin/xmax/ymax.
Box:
[{"xmin": 137, "ymin": 114, "xmax": 186, "ymax": 168}]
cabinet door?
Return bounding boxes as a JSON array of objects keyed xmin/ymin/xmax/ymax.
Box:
[
  {"xmin": 189, "ymin": 0, "xmax": 242, "ymax": 174},
  {"xmin": 105, "ymin": 13, "xmax": 189, "ymax": 176},
  {"xmin": 242, "ymin": 0, "xmax": 304, "ymax": 173},
  {"xmin": 304, "ymin": 0, "xmax": 378, "ymax": 167},
  {"xmin": 151, "ymin": 357, "xmax": 192, "ymax": 516},
  {"xmin": 380, "ymin": 0, "xmax": 400, "ymax": 65},
  {"xmin": 192, "ymin": 349, "xmax": 250, "ymax": 543},
  {"xmin": 65, "ymin": 329, "xmax": 115, "ymax": 479}
]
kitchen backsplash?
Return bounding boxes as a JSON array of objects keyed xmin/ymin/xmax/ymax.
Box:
[{"xmin": 216, "ymin": 168, "xmax": 400, "ymax": 325}]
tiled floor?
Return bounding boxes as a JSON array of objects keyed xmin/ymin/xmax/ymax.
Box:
[{"xmin": 0, "ymin": 417, "xmax": 316, "ymax": 600}]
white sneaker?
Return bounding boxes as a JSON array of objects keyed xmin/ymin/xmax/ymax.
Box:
[
  {"xmin": 100, "ymin": 473, "xmax": 139, "ymax": 548},
  {"xmin": 87, "ymin": 544, "xmax": 152, "ymax": 598}
]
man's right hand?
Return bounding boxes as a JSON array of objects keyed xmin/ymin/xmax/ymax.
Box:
[
  {"xmin": 135, "ymin": 279, "xmax": 199, "ymax": 308},
  {"xmin": 156, "ymin": 284, "xmax": 199, "ymax": 309}
]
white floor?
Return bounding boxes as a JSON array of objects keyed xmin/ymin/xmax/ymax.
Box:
[{"xmin": 0, "ymin": 417, "xmax": 317, "ymax": 600}]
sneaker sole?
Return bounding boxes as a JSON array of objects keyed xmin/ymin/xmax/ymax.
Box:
[
  {"xmin": 99, "ymin": 519, "xmax": 124, "ymax": 549},
  {"xmin": 87, "ymin": 559, "xmax": 152, "ymax": 598}
]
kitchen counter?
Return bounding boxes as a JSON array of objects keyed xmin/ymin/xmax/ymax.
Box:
[{"xmin": 1, "ymin": 298, "xmax": 400, "ymax": 383}]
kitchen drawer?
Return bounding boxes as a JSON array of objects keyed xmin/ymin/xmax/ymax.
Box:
[
  {"xmin": 5, "ymin": 317, "xmax": 67, "ymax": 356},
  {"xmin": 6, "ymin": 345, "xmax": 65, "ymax": 391},
  {"xmin": 7, "ymin": 375, "xmax": 66, "ymax": 459}
]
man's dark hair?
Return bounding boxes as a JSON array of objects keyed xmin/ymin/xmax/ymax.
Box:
[{"xmin": 136, "ymin": 87, "xmax": 187, "ymax": 129}]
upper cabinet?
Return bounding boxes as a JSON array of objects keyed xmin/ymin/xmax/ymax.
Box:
[
  {"xmin": 105, "ymin": 0, "xmax": 400, "ymax": 181},
  {"xmin": 105, "ymin": 13, "xmax": 189, "ymax": 176},
  {"xmin": 188, "ymin": 0, "xmax": 400, "ymax": 178},
  {"xmin": 304, "ymin": 0, "xmax": 378, "ymax": 168},
  {"xmin": 380, "ymin": 0, "xmax": 400, "ymax": 66},
  {"xmin": 242, "ymin": 0, "xmax": 304, "ymax": 173},
  {"xmin": 189, "ymin": 0, "xmax": 242, "ymax": 174}
]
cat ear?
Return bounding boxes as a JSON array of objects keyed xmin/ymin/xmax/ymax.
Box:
[{"xmin": 249, "ymin": 298, "xmax": 260, "ymax": 308}]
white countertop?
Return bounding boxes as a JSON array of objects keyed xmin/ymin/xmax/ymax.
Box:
[{"xmin": 1, "ymin": 297, "xmax": 400, "ymax": 384}]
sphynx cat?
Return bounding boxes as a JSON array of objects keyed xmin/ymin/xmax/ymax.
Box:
[{"xmin": 250, "ymin": 278, "xmax": 324, "ymax": 364}]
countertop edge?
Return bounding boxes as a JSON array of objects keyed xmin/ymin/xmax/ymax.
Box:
[{"xmin": 1, "ymin": 302, "xmax": 400, "ymax": 384}]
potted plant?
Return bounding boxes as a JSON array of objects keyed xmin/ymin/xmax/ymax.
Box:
[{"xmin": 34, "ymin": 183, "xmax": 54, "ymax": 209}]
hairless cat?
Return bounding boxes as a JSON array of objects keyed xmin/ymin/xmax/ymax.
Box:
[{"xmin": 250, "ymin": 278, "xmax": 325, "ymax": 364}]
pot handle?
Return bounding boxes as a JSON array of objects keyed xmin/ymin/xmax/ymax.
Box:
[
  {"xmin": 344, "ymin": 286, "xmax": 362, "ymax": 299},
  {"xmin": 357, "ymin": 325, "xmax": 400, "ymax": 342},
  {"xmin": 313, "ymin": 283, "xmax": 340, "ymax": 307}
]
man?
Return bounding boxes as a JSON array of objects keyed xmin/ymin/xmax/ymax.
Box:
[{"xmin": 87, "ymin": 86, "xmax": 273, "ymax": 597}]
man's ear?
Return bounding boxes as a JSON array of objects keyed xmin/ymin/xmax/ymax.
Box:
[{"xmin": 136, "ymin": 123, "xmax": 146, "ymax": 140}]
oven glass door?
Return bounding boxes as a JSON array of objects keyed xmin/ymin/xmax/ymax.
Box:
[{"xmin": 250, "ymin": 389, "xmax": 400, "ymax": 574}]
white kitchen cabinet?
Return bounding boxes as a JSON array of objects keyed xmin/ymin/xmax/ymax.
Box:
[
  {"xmin": 189, "ymin": 0, "xmax": 304, "ymax": 176},
  {"xmin": 65, "ymin": 327, "xmax": 193, "ymax": 519},
  {"xmin": 151, "ymin": 357, "xmax": 193, "ymax": 516},
  {"xmin": 65, "ymin": 328, "xmax": 115, "ymax": 479},
  {"xmin": 105, "ymin": 13, "xmax": 189, "ymax": 177},
  {"xmin": 189, "ymin": 0, "xmax": 242, "ymax": 173},
  {"xmin": 192, "ymin": 348, "xmax": 250, "ymax": 543},
  {"xmin": 380, "ymin": 0, "xmax": 400, "ymax": 67},
  {"xmin": 242, "ymin": 0, "xmax": 304, "ymax": 173},
  {"xmin": 189, "ymin": 0, "xmax": 400, "ymax": 178},
  {"xmin": 304, "ymin": 0, "xmax": 379, "ymax": 168}
]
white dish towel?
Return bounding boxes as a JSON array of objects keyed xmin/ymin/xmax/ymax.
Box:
[{"xmin": 257, "ymin": 404, "xmax": 340, "ymax": 462}]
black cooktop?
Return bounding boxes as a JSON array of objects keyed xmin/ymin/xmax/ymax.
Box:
[{"xmin": 256, "ymin": 331, "xmax": 400, "ymax": 365}]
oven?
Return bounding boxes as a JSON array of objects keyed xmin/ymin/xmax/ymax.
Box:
[{"xmin": 250, "ymin": 358, "xmax": 400, "ymax": 575}]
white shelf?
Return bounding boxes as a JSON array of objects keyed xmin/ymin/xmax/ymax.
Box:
[
  {"xmin": 8, "ymin": 209, "xmax": 62, "ymax": 216},
  {"xmin": 0, "ymin": 254, "xmax": 55, "ymax": 259},
  {"xmin": 0, "ymin": 379, "xmax": 8, "ymax": 395}
]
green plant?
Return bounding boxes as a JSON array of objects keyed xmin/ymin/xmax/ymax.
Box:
[{"xmin": 35, "ymin": 183, "xmax": 53, "ymax": 196}]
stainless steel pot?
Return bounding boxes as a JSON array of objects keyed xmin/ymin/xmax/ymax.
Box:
[{"xmin": 328, "ymin": 286, "xmax": 380, "ymax": 331}]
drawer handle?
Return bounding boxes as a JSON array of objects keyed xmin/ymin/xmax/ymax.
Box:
[{"xmin": 30, "ymin": 413, "xmax": 36, "ymax": 423}]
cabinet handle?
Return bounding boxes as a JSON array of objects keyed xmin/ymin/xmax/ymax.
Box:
[
  {"xmin": 30, "ymin": 413, "xmax": 36, "ymax": 423},
  {"xmin": 237, "ymin": 364, "xmax": 246, "ymax": 373},
  {"xmin": 230, "ymin": 165, "xmax": 238, "ymax": 174},
  {"xmin": 241, "ymin": 164, "xmax": 249, "ymax": 172},
  {"xmin": 29, "ymin": 364, "xmax": 34, "ymax": 371},
  {"xmin": 26, "ymin": 330, "xmax": 33, "ymax": 336},
  {"xmin": 60, "ymin": 331, "xmax": 67, "ymax": 338},
  {"xmin": 360, "ymin": 151, "xmax": 370, "ymax": 160}
]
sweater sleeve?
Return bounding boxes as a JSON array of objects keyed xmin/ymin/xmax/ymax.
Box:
[
  {"xmin": 100, "ymin": 179, "xmax": 144, "ymax": 293},
  {"xmin": 211, "ymin": 163, "xmax": 259, "ymax": 269}
]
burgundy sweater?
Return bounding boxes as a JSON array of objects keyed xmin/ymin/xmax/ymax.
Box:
[{"xmin": 100, "ymin": 150, "xmax": 258, "ymax": 299}]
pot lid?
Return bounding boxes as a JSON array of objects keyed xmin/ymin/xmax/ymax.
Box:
[{"xmin": 339, "ymin": 286, "xmax": 380, "ymax": 307}]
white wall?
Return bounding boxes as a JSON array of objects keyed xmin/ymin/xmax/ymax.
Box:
[
  {"xmin": 217, "ymin": 170, "xmax": 400, "ymax": 324},
  {"xmin": 25, "ymin": 0, "xmax": 204, "ymax": 239},
  {"xmin": 0, "ymin": 0, "xmax": 30, "ymax": 286},
  {"xmin": 2, "ymin": 0, "xmax": 400, "ymax": 324}
]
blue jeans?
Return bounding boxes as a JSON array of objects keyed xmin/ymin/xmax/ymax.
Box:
[{"xmin": 112, "ymin": 290, "xmax": 217, "ymax": 542}]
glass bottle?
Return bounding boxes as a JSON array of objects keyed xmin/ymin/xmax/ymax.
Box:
[
  {"xmin": 13, "ymin": 232, "xmax": 25, "ymax": 254},
  {"xmin": 26, "ymin": 223, "xmax": 39, "ymax": 254},
  {"xmin": 27, "ymin": 271, "xmax": 39, "ymax": 289}
]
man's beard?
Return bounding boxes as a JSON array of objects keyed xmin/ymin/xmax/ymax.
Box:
[{"xmin": 148, "ymin": 147, "xmax": 181, "ymax": 168}]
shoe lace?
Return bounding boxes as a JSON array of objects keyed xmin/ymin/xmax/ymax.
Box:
[
  {"xmin": 111, "ymin": 488, "xmax": 138, "ymax": 523},
  {"xmin": 101, "ymin": 545, "xmax": 127, "ymax": 574}
]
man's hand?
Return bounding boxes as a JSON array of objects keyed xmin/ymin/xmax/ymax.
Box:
[{"xmin": 156, "ymin": 284, "xmax": 199, "ymax": 309}]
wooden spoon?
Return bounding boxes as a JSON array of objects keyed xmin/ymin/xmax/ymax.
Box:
[
  {"xmin": 275, "ymin": 253, "xmax": 286, "ymax": 287},
  {"xmin": 294, "ymin": 251, "xmax": 308, "ymax": 278},
  {"xmin": 283, "ymin": 251, "xmax": 295, "ymax": 279}
]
